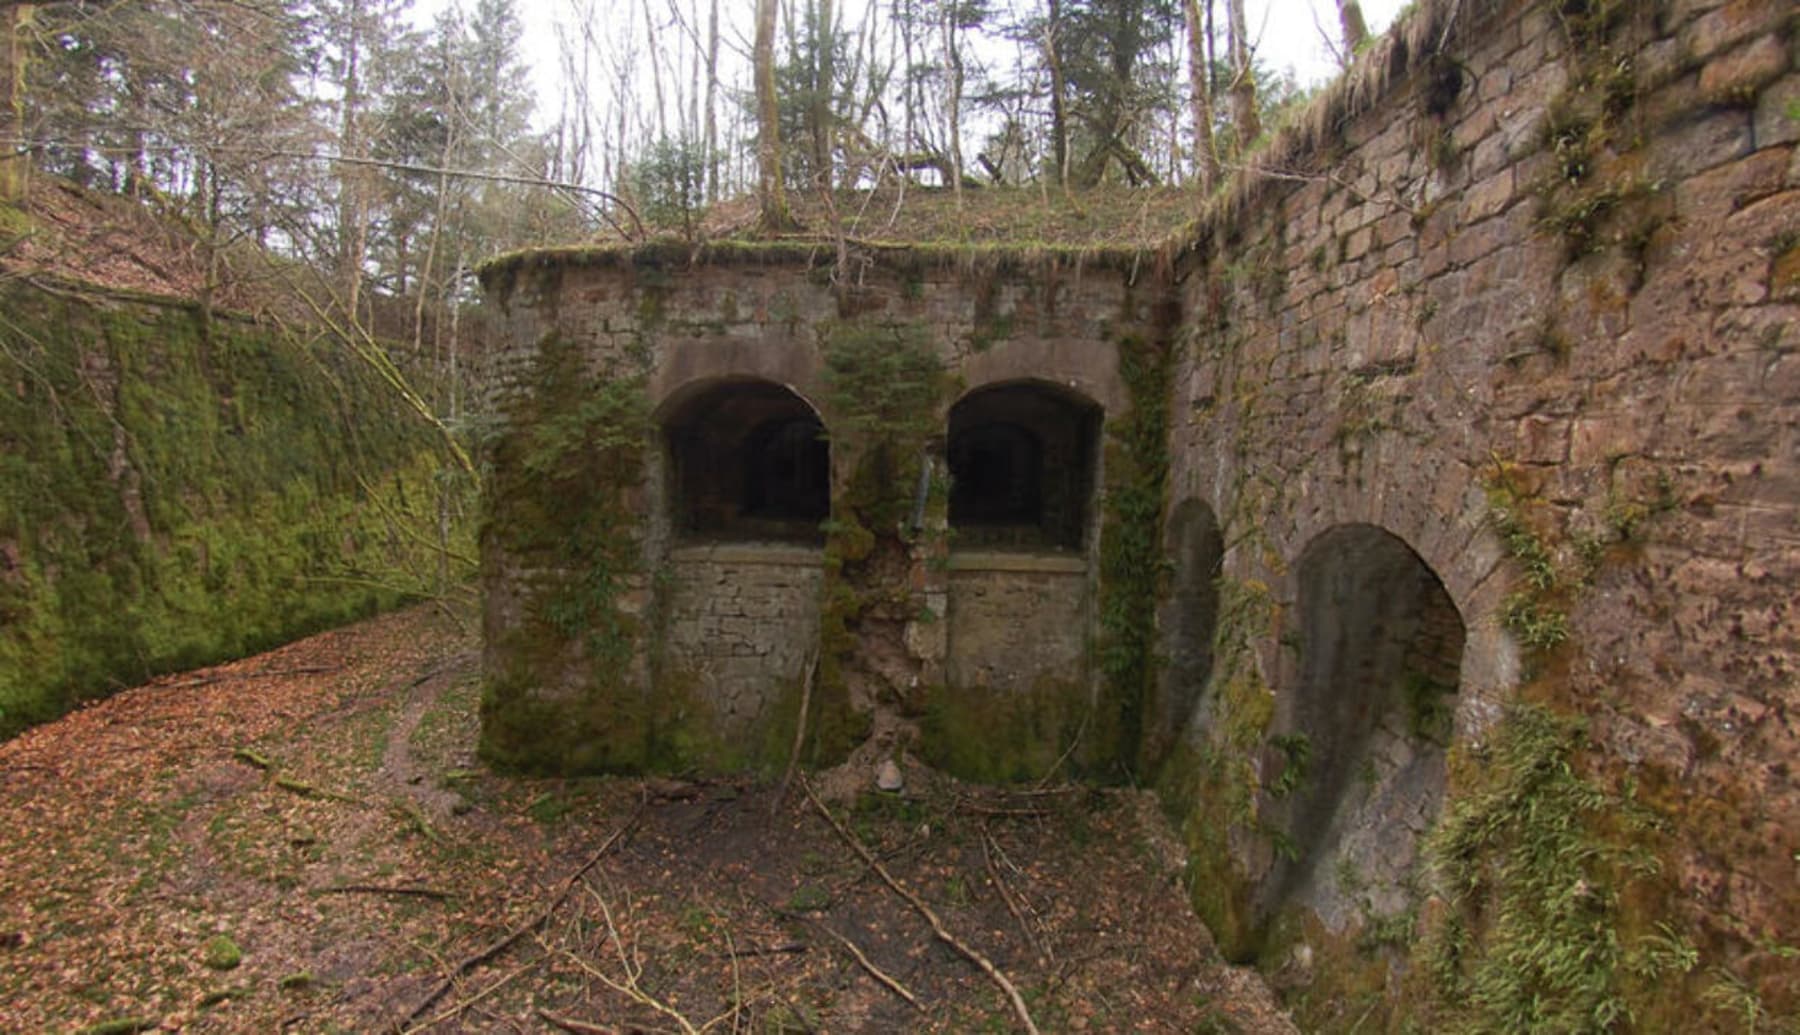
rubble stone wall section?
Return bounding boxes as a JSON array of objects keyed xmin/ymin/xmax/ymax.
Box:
[{"xmin": 1168, "ymin": 0, "xmax": 1796, "ymax": 960}]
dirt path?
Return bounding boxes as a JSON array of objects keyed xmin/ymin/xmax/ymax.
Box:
[
  {"xmin": 378, "ymin": 651, "xmax": 479, "ymax": 822},
  {"xmin": 0, "ymin": 604, "xmax": 1296, "ymax": 1034}
]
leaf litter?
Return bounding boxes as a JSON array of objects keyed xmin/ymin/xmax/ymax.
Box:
[{"xmin": 0, "ymin": 603, "xmax": 1296, "ymax": 1033}]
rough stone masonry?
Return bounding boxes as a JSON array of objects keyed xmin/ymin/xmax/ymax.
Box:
[{"xmin": 478, "ymin": 0, "xmax": 1797, "ymax": 1020}]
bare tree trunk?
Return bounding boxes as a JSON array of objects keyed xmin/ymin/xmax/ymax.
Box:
[
  {"xmin": 754, "ymin": 0, "xmax": 792, "ymax": 230},
  {"xmin": 942, "ymin": 0, "xmax": 963, "ymax": 211},
  {"xmin": 813, "ymin": 0, "xmax": 834, "ymax": 190},
  {"xmin": 1182, "ymin": 0, "xmax": 1216, "ymax": 192},
  {"xmin": 642, "ymin": 0, "xmax": 669, "ymax": 140},
  {"xmin": 1338, "ymin": 0, "xmax": 1369, "ymax": 57},
  {"xmin": 337, "ymin": 0, "xmax": 366, "ymax": 324},
  {"xmin": 0, "ymin": 4, "xmax": 33, "ymax": 204},
  {"xmin": 1225, "ymin": 0, "xmax": 1259, "ymax": 153},
  {"xmin": 703, "ymin": 0, "xmax": 719, "ymax": 198},
  {"xmin": 1043, "ymin": 0, "xmax": 1068, "ymax": 193}
]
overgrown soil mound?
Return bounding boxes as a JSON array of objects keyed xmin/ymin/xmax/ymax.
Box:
[{"xmin": 0, "ymin": 604, "xmax": 1294, "ymax": 1033}]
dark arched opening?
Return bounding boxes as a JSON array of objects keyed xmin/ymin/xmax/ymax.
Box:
[
  {"xmin": 947, "ymin": 382, "xmax": 1099, "ymax": 551},
  {"xmin": 663, "ymin": 380, "xmax": 829, "ymax": 544},
  {"xmin": 1266, "ymin": 523, "xmax": 1465, "ymax": 922}
]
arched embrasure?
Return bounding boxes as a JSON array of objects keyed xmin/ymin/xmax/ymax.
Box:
[
  {"xmin": 661, "ymin": 379, "xmax": 830, "ymax": 544},
  {"xmin": 1266, "ymin": 522, "xmax": 1466, "ymax": 925},
  {"xmin": 947, "ymin": 381, "xmax": 1100, "ymax": 551}
]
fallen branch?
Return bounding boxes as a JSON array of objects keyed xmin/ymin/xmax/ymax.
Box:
[
  {"xmin": 815, "ymin": 922, "xmax": 925, "ymax": 1012},
  {"xmin": 537, "ymin": 1008, "xmax": 615, "ymax": 1034},
  {"xmin": 716, "ymin": 942, "xmax": 808, "ymax": 959},
  {"xmin": 319, "ymin": 884, "xmax": 453, "ymax": 901},
  {"xmin": 773, "ymin": 650, "xmax": 819, "ymax": 813},
  {"xmin": 393, "ymin": 795, "xmax": 646, "ymax": 1031},
  {"xmin": 983, "ymin": 825, "xmax": 1049, "ymax": 965},
  {"xmin": 274, "ymin": 775, "xmax": 363, "ymax": 805},
  {"xmin": 164, "ymin": 664, "xmax": 342, "ymax": 689},
  {"xmin": 801, "ymin": 776, "xmax": 1040, "ymax": 1034},
  {"xmin": 404, "ymin": 959, "xmax": 536, "ymax": 1034},
  {"xmin": 232, "ymin": 748, "xmax": 273, "ymax": 771},
  {"xmin": 391, "ymin": 798, "xmax": 442, "ymax": 843}
]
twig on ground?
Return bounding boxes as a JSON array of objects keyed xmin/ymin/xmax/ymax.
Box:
[
  {"xmin": 393, "ymin": 794, "xmax": 646, "ymax": 1030},
  {"xmin": 319, "ymin": 883, "xmax": 453, "ymax": 901},
  {"xmin": 982, "ymin": 825, "xmax": 1050, "ymax": 964},
  {"xmin": 537, "ymin": 1008, "xmax": 615, "ymax": 1034},
  {"xmin": 405, "ymin": 960, "xmax": 536, "ymax": 1034},
  {"xmin": 815, "ymin": 921, "xmax": 925, "ymax": 1012},
  {"xmin": 801, "ymin": 775, "xmax": 1041, "ymax": 1034},
  {"xmin": 774, "ymin": 650, "xmax": 819, "ymax": 813},
  {"xmin": 959, "ymin": 802, "xmax": 1052, "ymax": 818},
  {"xmin": 552, "ymin": 884, "xmax": 702, "ymax": 1035}
]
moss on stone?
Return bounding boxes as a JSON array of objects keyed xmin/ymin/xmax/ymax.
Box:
[
  {"xmin": 0, "ymin": 282, "xmax": 471, "ymax": 738},
  {"xmin": 919, "ymin": 676, "xmax": 1087, "ymax": 784},
  {"xmin": 812, "ymin": 318, "xmax": 951, "ymax": 769},
  {"xmin": 1092, "ymin": 322, "xmax": 1176, "ymax": 780},
  {"xmin": 477, "ymin": 331, "xmax": 661, "ymax": 774}
]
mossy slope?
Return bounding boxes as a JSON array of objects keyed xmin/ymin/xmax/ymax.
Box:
[{"xmin": 0, "ymin": 281, "xmax": 472, "ymax": 737}]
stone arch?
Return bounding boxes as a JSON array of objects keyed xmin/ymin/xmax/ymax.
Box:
[
  {"xmin": 1263, "ymin": 522, "xmax": 1466, "ymax": 928},
  {"xmin": 1148, "ymin": 497, "xmax": 1225, "ymax": 768},
  {"xmin": 946, "ymin": 380, "xmax": 1101, "ymax": 551},
  {"xmin": 658, "ymin": 378, "xmax": 830, "ymax": 544}
]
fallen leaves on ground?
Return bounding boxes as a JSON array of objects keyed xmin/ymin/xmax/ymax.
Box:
[{"xmin": 0, "ymin": 603, "xmax": 1295, "ymax": 1033}]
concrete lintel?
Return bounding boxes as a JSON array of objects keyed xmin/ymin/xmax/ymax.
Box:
[
  {"xmin": 669, "ymin": 543, "xmax": 826, "ymax": 567},
  {"xmin": 947, "ymin": 550, "xmax": 1089, "ymax": 574}
]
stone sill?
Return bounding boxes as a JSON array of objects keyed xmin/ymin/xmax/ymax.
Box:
[
  {"xmin": 670, "ymin": 542, "xmax": 825, "ymax": 566},
  {"xmin": 948, "ymin": 550, "xmax": 1088, "ymax": 574}
]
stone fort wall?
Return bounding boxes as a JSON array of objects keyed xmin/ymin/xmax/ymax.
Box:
[{"xmin": 478, "ymin": 0, "xmax": 1796, "ymax": 1018}]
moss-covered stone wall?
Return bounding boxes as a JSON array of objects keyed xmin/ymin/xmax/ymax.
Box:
[
  {"xmin": 475, "ymin": 246, "xmax": 1175, "ymax": 782},
  {"xmin": 477, "ymin": 0, "xmax": 1796, "ymax": 1022},
  {"xmin": 0, "ymin": 280, "xmax": 473, "ymax": 738},
  {"xmin": 1160, "ymin": 0, "xmax": 1798, "ymax": 1025}
]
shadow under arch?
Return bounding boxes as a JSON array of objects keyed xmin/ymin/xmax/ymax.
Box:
[
  {"xmin": 1261, "ymin": 521, "xmax": 1466, "ymax": 929},
  {"xmin": 657, "ymin": 377, "xmax": 830, "ymax": 545},
  {"xmin": 946, "ymin": 379, "xmax": 1101, "ymax": 552},
  {"xmin": 1147, "ymin": 496, "xmax": 1225, "ymax": 772}
]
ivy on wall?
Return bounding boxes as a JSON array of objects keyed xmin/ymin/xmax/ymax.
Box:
[
  {"xmin": 477, "ymin": 333, "xmax": 668, "ymax": 773},
  {"xmin": 1094, "ymin": 317, "xmax": 1176, "ymax": 779}
]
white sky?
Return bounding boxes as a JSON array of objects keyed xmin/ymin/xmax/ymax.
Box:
[{"xmin": 421, "ymin": 0, "xmax": 1410, "ymax": 131}]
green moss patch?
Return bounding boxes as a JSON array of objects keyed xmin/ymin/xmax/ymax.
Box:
[
  {"xmin": 477, "ymin": 332, "xmax": 661, "ymax": 774},
  {"xmin": 0, "ymin": 282, "xmax": 472, "ymax": 738},
  {"xmin": 919, "ymin": 677, "xmax": 1087, "ymax": 784}
]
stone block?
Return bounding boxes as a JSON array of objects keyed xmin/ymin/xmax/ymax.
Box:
[
  {"xmin": 1700, "ymin": 35, "xmax": 1792, "ymax": 106},
  {"xmin": 1756, "ymin": 76, "xmax": 1800, "ymax": 148},
  {"xmin": 1650, "ymin": 108, "xmax": 1756, "ymax": 181},
  {"xmin": 1514, "ymin": 414, "xmax": 1571, "ymax": 464},
  {"xmin": 1681, "ymin": 0, "xmax": 1784, "ymax": 65},
  {"xmin": 1674, "ymin": 147, "xmax": 1791, "ymax": 228},
  {"xmin": 1461, "ymin": 168, "xmax": 1518, "ymax": 224},
  {"xmin": 1558, "ymin": 250, "xmax": 1637, "ymax": 341}
]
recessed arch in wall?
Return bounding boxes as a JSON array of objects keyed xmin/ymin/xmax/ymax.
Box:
[
  {"xmin": 659, "ymin": 378, "xmax": 830, "ymax": 544},
  {"xmin": 1148, "ymin": 497, "xmax": 1225, "ymax": 769},
  {"xmin": 947, "ymin": 380, "xmax": 1100, "ymax": 552},
  {"xmin": 1265, "ymin": 521, "xmax": 1466, "ymax": 925}
]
